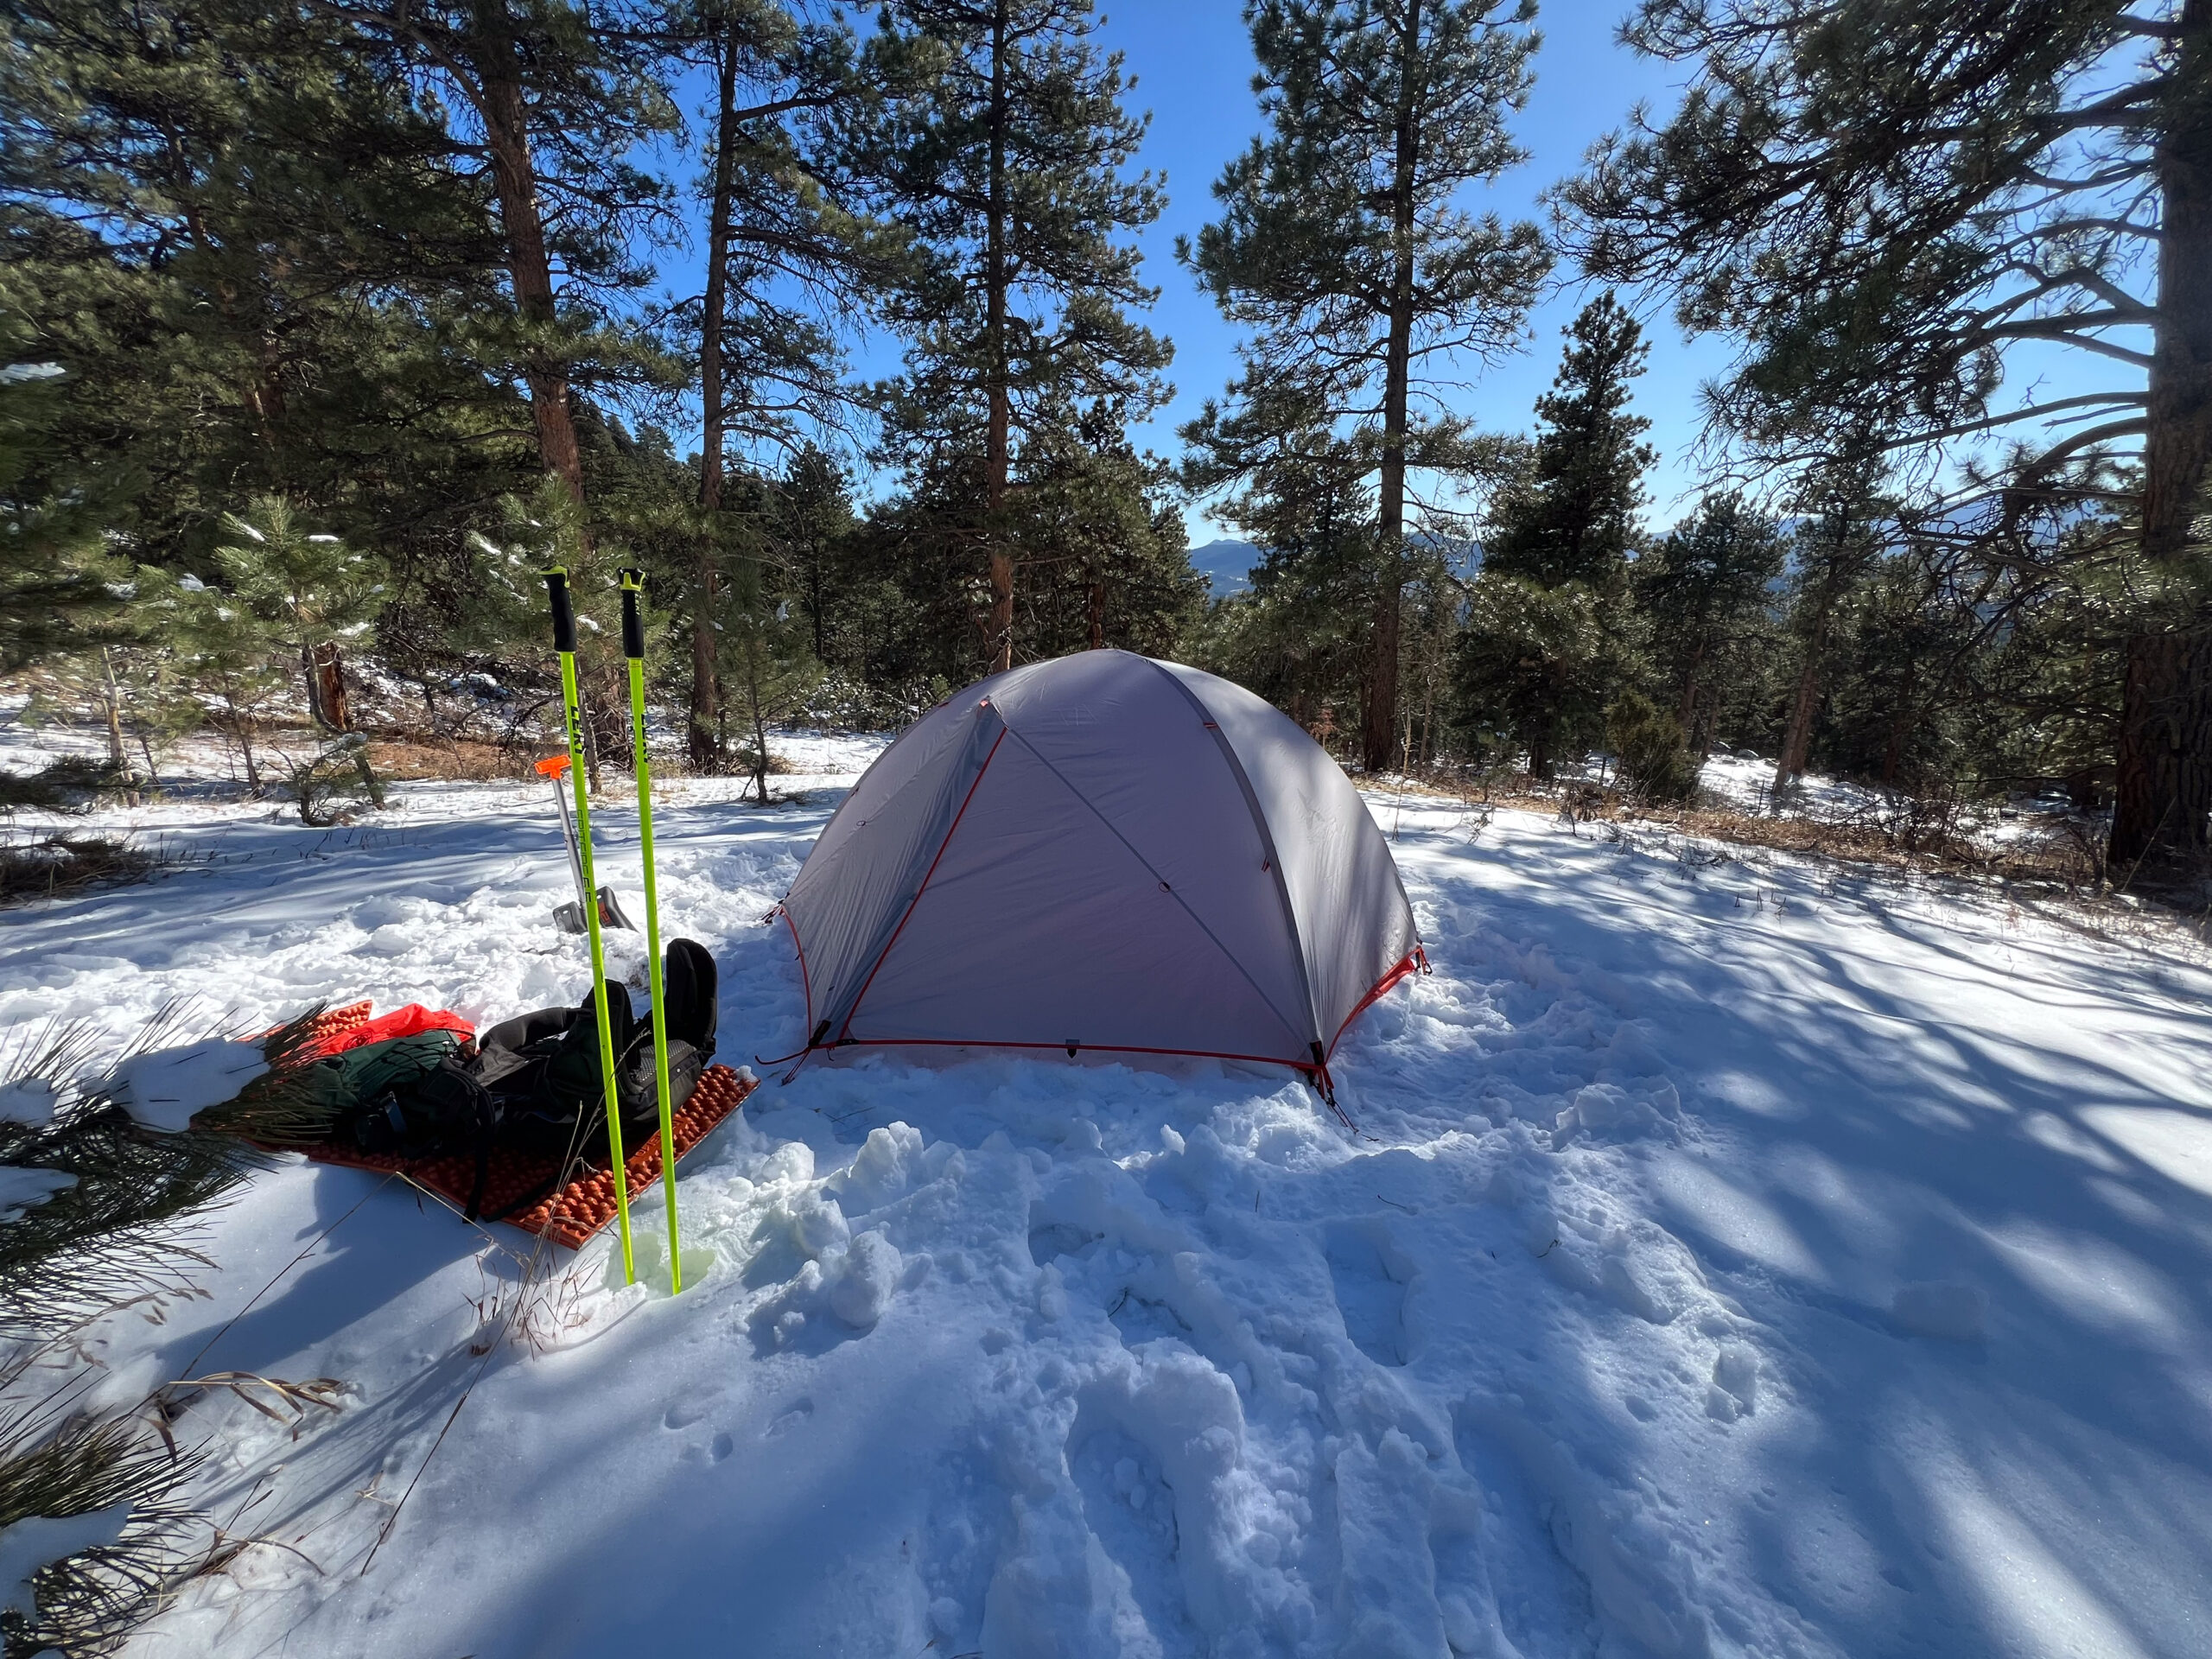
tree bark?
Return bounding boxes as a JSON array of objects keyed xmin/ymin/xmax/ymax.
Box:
[
  {"xmin": 473, "ymin": 14, "xmax": 588, "ymax": 511},
  {"xmin": 691, "ymin": 29, "xmax": 741, "ymax": 772},
  {"xmin": 743, "ymin": 637, "xmax": 772, "ymax": 805},
  {"xmin": 2110, "ymin": 0, "xmax": 2212, "ymax": 864},
  {"xmin": 223, "ymin": 678, "xmax": 263, "ymax": 795},
  {"xmin": 304, "ymin": 640, "xmax": 351, "ymax": 732},
  {"xmin": 1363, "ymin": 0, "xmax": 1424, "ymax": 773},
  {"xmin": 2109, "ymin": 625, "xmax": 2212, "ymax": 871},
  {"xmin": 1675, "ymin": 631, "xmax": 1707, "ymax": 747},
  {"xmin": 1087, "ymin": 573, "xmax": 1106, "ymax": 650},
  {"xmin": 984, "ymin": 0, "xmax": 1014, "ymax": 674},
  {"xmin": 99, "ymin": 647, "xmax": 140, "ymax": 804},
  {"xmin": 1879, "ymin": 656, "xmax": 1917, "ymax": 788},
  {"xmin": 1774, "ymin": 652, "xmax": 1821, "ymax": 806}
]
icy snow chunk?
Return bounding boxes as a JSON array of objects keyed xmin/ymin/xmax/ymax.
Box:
[
  {"xmin": 0, "ymin": 1166, "xmax": 76, "ymax": 1224},
  {"xmin": 1556, "ymin": 1083, "xmax": 1662, "ymax": 1141},
  {"xmin": 830, "ymin": 1230, "xmax": 901, "ymax": 1327},
  {"xmin": 832, "ymin": 1122, "xmax": 925, "ymax": 1212},
  {"xmin": 1892, "ymin": 1281, "xmax": 1986, "ymax": 1341},
  {"xmin": 361, "ymin": 924, "xmax": 416, "ymax": 957},
  {"xmin": 0, "ymin": 1080, "xmax": 60, "ymax": 1128},
  {"xmin": 1601, "ymin": 1254, "xmax": 1678, "ymax": 1325},
  {"xmin": 0, "ymin": 1502, "xmax": 132, "ymax": 1617},
  {"xmin": 1602, "ymin": 1023, "xmax": 1668, "ymax": 1079},
  {"xmin": 1707, "ymin": 1344, "xmax": 1761, "ymax": 1421},
  {"xmin": 104, "ymin": 1040, "xmax": 265, "ymax": 1132},
  {"xmin": 783, "ymin": 1193, "xmax": 849, "ymax": 1260},
  {"xmin": 759, "ymin": 1141, "xmax": 816, "ymax": 1185}
]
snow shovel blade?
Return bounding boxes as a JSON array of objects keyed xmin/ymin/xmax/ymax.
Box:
[
  {"xmin": 553, "ymin": 887, "xmax": 632, "ymax": 933},
  {"xmin": 595, "ymin": 886, "xmax": 636, "ymax": 931}
]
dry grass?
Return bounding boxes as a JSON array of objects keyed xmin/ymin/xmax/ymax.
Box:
[
  {"xmin": 1378, "ymin": 765, "xmax": 2209, "ymax": 941},
  {"xmin": 0, "ymin": 836, "xmax": 174, "ymax": 907},
  {"xmin": 360, "ymin": 737, "xmax": 540, "ymax": 784}
]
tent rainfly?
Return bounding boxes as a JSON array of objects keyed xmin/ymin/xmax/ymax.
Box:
[{"xmin": 769, "ymin": 651, "xmax": 1425, "ymax": 1107}]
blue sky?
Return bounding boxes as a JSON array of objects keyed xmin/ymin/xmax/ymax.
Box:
[
  {"xmin": 1092, "ymin": 0, "xmax": 1728, "ymax": 537},
  {"xmin": 658, "ymin": 2, "xmax": 2135, "ymax": 545}
]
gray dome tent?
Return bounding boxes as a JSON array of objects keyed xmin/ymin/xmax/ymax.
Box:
[{"xmin": 772, "ymin": 651, "xmax": 1423, "ymax": 1103}]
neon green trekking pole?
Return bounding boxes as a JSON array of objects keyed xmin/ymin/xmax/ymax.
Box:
[
  {"xmin": 620, "ymin": 569, "xmax": 683, "ymax": 1294},
  {"xmin": 543, "ymin": 567, "xmax": 636, "ymax": 1287}
]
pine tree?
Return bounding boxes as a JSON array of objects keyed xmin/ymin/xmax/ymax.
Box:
[
  {"xmin": 1632, "ymin": 493, "xmax": 1786, "ymax": 755},
  {"xmin": 1456, "ymin": 294, "xmax": 1655, "ymax": 776},
  {"xmin": 687, "ymin": 0, "xmax": 888, "ymax": 765},
  {"xmin": 1560, "ymin": 0, "xmax": 2212, "ymax": 869},
  {"xmin": 775, "ymin": 447, "xmax": 858, "ymax": 668},
  {"xmin": 210, "ymin": 499, "xmax": 387, "ymax": 733},
  {"xmin": 1771, "ymin": 457, "xmax": 1888, "ymax": 804},
  {"xmin": 0, "ymin": 339, "xmax": 118, "ymax": 671},
  {"xmin": 136, "ymin": 569, "xmax": 289, "ymax": 796},
  {"xmin": 1192, "ymin": 423, "xmax": 1380, "ymax": 730},
  {"xmin": 1185, "ymin": 0, "xmax": 1549, "ymax": 769},
  {"xmin": 1483, "ymin": 294, "xmax": 1655, "ymax": 592},
  {"xmin": 861, "ymin": 0, "xmax": 1170, "ymax": 673},
  {"xmin": 313, "ymin": 0, "xmax": 681, "ymax": 512},
  {"xmin": 1452, "ymin": 573, "xmax": 1613, "ymax": 778},
  {"xmin": 0, "ymin": 0, "xmax": 545, "ymax": 556}
]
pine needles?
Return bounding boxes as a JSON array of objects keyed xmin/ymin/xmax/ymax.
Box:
[
  {"xmin": 190, "ymin": 1005, "xmax": 348, "ymax": 1149},
  {"xmin": 0, "ymin": 837, "xmax": 167, "ymax": 908},
  {"xmin": 0, "ymin": 1001, "xmax": 362, "ymax": 1653},
  {"xmin": 0, "ymin": 1402, "xmax": 201, "ymax": 1659},
  {"xmin": 0, "ymin": 1010, "xmax": 257, "ymax": 1346}
]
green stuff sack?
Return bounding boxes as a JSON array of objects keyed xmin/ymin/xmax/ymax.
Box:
[{"xmin": 296, "ymin": 1030, "xmax": 464, "ymax": 1116}]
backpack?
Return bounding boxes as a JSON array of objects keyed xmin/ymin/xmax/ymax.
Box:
[{"xmin": 342, "ymin": 938, "xmax": 719, "ymax": 1221}]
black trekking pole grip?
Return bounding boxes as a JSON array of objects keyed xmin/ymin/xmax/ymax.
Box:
[
  {"xmin": 543, "ymin": 567, "xmax": 576, "ymax": 654},
  {"xmin": 619, "ymin": 568, "xmax": 645, "ymax": 660}
]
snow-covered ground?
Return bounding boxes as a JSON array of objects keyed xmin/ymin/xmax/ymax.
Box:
[{"xmin": 3, "ymin": 731, "xmax": 2211, "ymax": 1657}]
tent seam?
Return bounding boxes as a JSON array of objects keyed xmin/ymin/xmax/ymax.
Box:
[
  {"xmin": 779, "ymin": 906, "xmax": 814, "ymax": 1033},
  {"xmin": 1140, "ymin": 657, "xmax": 1325, "ymax": 1047},
  {"xmin": 976, "ymin": 722, "xmax": 1312, "ymax": 1053},
  {"xmin": 1325, "ymin": 951, "xmax": 1421, "ymax": 1060},
  {"xmin": 835, "ymin": 721, "xmax": 1008, "ymax": 1040}
]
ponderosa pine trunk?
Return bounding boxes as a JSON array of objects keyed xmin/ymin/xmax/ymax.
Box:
[
  {"xmin": 1675, "ymin": 631, "xmax": 1707, "ymax": 749},
  {"xmin": 1363, "ymin": 0, "xmax": 1423, "ymax": 774},
  {"xmin": 2110, "ymin": 626, "xmax": 2212, "ymax": 872},
  {"xmin": 1774, "ymin": 649, "xmax": 1822, "ymax": 807},
  {"xmin": 304, "ymin": 641, "xmax": 351, "ymax": 732},
  {"xmin": 1087, "ymin": 575, "xmax": 1105, "ymax": 650},
  {"xmin": 691, "ymin": 29, "xmax": 741, "ymax": 771},
  {"xmin": 1879, "ymin": 655, "xmax": 1918, "ymax": 789},
  {"xmin": 2110, "ymin": 0, "xmax": 2212, "ymax": 868},
  {"xmin": 474, "ymin": 19, "xmax": 588, "ymax": 512},
  {"xmin": 99, "ymin": 648, "xmax": 139, "ymax": 804},
  {"xmin": 983, "ymin": 0, "xmax": 1014, "ymax": 675}
]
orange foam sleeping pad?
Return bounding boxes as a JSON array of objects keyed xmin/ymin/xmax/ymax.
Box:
[{"xmin": 302, "ymin": 1063, "xmax": 756, "ymax": 1249}]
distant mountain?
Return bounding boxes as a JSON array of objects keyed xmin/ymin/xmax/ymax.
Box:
[
  {"xmin": 1186, "ymin": 539, "xmax": 1262, "ymax": 596},
  {"xmin": 1185, "ymin": 534, "xmax": 1481, "ymax": 598}
]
